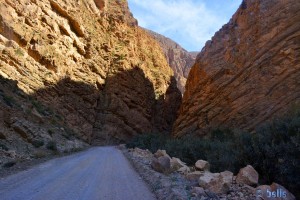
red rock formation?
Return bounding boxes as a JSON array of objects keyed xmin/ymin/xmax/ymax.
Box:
[
  {"xmin": 173, "ymin": 0, "xmax": 300, "ymax": 137},
  {"xmin": 0, "ymin": 0, "xmax": 181, "ymax": 145},
  {"xmin": 147, "ymin": 30, "xmax": 197, "ymax": 94}
]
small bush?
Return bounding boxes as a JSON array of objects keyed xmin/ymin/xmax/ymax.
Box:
[
  {"xmin": 0, "ymin": 143, "xmax": 9, "ymax": 151},
  {"xmin": 2, "ymin": 161, "xmax": 16, "ymax": 168},
  {"xmin": 15, "ymin": 48, "xmax": 24, "ymax": 57},
  {"xmin": 31, "ymin": 140, "xmax": 44, "ymax": 148},
  {"xmin": 2, "ymin": 95, "xmax": 16, "ymax": 107},
  {"xmin": 33, "ymin": 150, "xmax": 47, "ymax": 159},
  {"xmin": 48, "ymin": 129, "xmax": 54, "ymax": 136},
  {"xmin": 127, "ymin": 133, "xmax": 168, "ymax": 153},
  {"xmin": 46, "ymin": 141, "xmax": 57, "ymax": 151},
  {"xmin": 31, "ymin": 100, "xmax": 53, "ymax": 116}
]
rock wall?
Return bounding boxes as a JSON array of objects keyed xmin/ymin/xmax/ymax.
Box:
[
  {"xmin": 0, "ymin": 0, "xmax": 181, "ymax": 145},
  {"xmin": 147, "ymin": 30, "xmax": 197, "ymax": 94},
  {"xmin": 174, "ymin": 0, "xmax": 300, "ymax": 137}
]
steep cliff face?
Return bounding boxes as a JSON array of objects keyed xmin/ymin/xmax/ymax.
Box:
[
  {"xmin": 0, "ymin": 0, "xmax": 181, "ymax": 147},
  {"xmin": 174, "ymin": 0, "xmax": 300, "ymax": 137},
  {"xmin": 147, "ymin": 30, "xmax": 197, "ymax": 94}
]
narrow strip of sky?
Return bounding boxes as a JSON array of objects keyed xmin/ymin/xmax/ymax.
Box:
[{"xmin": 128, "ymin": 0, "xmax": 242, "ymax": 52}]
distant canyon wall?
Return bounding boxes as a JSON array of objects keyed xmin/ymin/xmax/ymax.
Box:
[{"xmin": 147, "ymin": 30, "xmax": 198, "ymax": 94}]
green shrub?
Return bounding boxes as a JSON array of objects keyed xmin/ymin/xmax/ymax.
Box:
[
  {"xmin": 31, "ymin": 100, "xmax": 53, "ymax": 116},
  {"xmin": 2, "ymin": 95, "xmax": 16, "ymax": 107},
  {"xmin": 15, "ymin": 48, "xmax": 24, "ymax": 57},
  {"xmin": 46, "ymin": 141, "xmax": 57, "ymax": 151},
  {"xmin": 126, "ymin": 133, "xmax": 168, "ymax": 153},
  {"xmin": 33, "ymin": 150, "xmax": 48, "ymax": 159},
  {"xmin": 0, "ymin": 143, "xmax": 9, "ymax": 151},
  {"xmin": 2, "ymin": 161, "xmax": 16, "ymax": 168},
  {"xmin": 48, "ymin": 129, "xmax": 54, "ymax": 136},
  {"xmin": 31, "ymin": 140, "xmax": 44, "ymax": 148}
]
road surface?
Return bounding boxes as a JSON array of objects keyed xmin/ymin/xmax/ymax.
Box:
[{"xmin": 0, "ymin": 147, "xmax": 156, "ymax": 200}]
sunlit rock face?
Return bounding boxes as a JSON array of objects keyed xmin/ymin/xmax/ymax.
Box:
[
  {"xmin": 0, "ymin": 0, "xmax": 181, "ymax": 145},
  {"xmin": 147, "ymin": 30, "xmax": 198, "ymax": 94},
  {"xmin": 173, "ymin": 0, "xmax": 300, "ymax": 137}
]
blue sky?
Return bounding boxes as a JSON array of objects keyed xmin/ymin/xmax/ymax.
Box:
[{"xmin": 128, "ymin": 0, "xmax": 242, "ymax": 52}]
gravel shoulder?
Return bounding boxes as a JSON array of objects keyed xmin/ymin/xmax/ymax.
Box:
[
  {"xmin": 120, "ymin": 146, "xmax": 193, "ymax": 200},
  {"xmin": 0, "ymin": 146, "xmax": 156, "ymax": 200}
]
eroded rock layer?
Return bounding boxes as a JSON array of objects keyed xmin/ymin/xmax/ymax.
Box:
[
  {"xmin": 147, "ymin": 30, "xmax": 197, "ymax": 94},
  {"xmin": 174, "ymin": 0, "xmax": 300, "ymax": 137},
  {"xmin": 0, "ymin": 0, "xmax": 181, "ymax": 145}
]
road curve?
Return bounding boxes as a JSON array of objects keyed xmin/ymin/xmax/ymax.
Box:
[{"xmin": 0, "ymin": 147, "xmax": 156, "ymax": 200}]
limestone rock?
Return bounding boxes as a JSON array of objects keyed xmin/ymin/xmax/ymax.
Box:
[
  {"xmin": 186, "ymin": 171, "xmax": 203, "ymax": 182},
  {"xmin": 173, "ymin": 0, "xmax": 300, "ymax": 137},
  {"xmin": 195, "ymin": 160, "xmax": 210, "ymax": 171},
  {"xmin": 151, "ymin": 156, "xmax": 171, "ymax": 174},
  {"xmin": 191, "ymin": 187, "xmax": 205, "ymax": 197},
  {"xmin": 170, "ymin": 157, "xmax": 186, "ymax": 171},
  {"xmin": 220, "ymin": 171, "xmax": 233, "ymax": 185},
  {"xmin": 154, "ymin": 149, "xmax": 170, "ymax": 159},
  {"xmin": 177, "ymin": 165, "xmax": 191, "ymax": 175},
  {"xmin": 198, "ymin": 171, "xmax": 233, "ymax": 194},
  {"xmin": 236, "ymin": 165, "xmax": 259, "ymax": 186}
]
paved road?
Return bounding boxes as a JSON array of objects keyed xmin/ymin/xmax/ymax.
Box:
[{"xmin": 0, "ymin": 147, "xmax": 156, "ymax": 200}]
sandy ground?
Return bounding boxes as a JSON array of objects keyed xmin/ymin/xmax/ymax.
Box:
[{"xmin": 0, "ymin": 146, "xmax": 156, "ymax": 200}]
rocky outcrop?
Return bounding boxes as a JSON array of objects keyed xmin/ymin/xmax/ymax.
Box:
[
  {"xmin": 195, "ymin": 160, "xmax": 210, "ymax": 171},
  {"xmin": 198, "ymin": 171, "xmax": 233, "ymax": 194},
  {"xmin": 151, "ymin": 156, "xmax": 171, "ymax": 174},
  {"xmin": 236, "ymin": 165, "xmax": 259, "ymax": 186},
  {"xmin": 0, "ymin": 0, "xmax": 181, "ymax": 146},
  {"xmin": 0, "ymin": 76, "xmax": 88, "ymax": 167},
  {"xmin": 147, "ymin": 30, "xmax": 198, "ymax": 93},
  {"xmin": 173, "ymin": 0, "xmax": 300, "ymax": 137}
]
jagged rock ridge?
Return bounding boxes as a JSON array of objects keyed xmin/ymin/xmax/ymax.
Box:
[
  {"xmin": 174, "ymin": 0, "xmax": 300, "ymax": 137},
  {"xmin": 147, "ymin": 30, "xmax": 198, "ymax": 94}
]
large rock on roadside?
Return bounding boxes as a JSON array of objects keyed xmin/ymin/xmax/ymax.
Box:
[
  {"xmin": 154, "ymin": 149, "xmax": 171, "ymax": 159},
  {"xmin": 198, "ymin": 171, "xmax": 233, "ymax": 194},
  {"xmin": 151, "ymin": 156, "xmax": 171, "ymax": 173},
  {"xmin": 195, "ymin": 160, "xmax": 210, "ymax": 171},
  {"xmin": 170, "ymin": 157, "xmax": 186, "ymax": 171},
  {"xmin": 220, "ymin": 171, "xmax": 234, "ymax": 184},
  {"xmin": 236, "ymin": 165, "xmax": 259, "ymax": 186},
  {"xmin": 186, "ymin": 171, "xmax": 203, "ymax": 182},
  {"xmin": 191, "ymin": 187, "xmax": 205, "ymax": 198},
  {"xmin": 177, "ymin": 165, "xmax": 191, "ymax": 175},
  {"xmin": 256, "ymin": 183, "xmax": 296, "ymax": 200}
]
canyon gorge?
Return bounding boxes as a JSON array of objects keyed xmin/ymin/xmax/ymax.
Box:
[{"xmin": 0, "ymin": 0, "xmax": 299, "ymax": 199}]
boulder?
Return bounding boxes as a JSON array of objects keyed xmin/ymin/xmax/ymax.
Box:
[
  {"xmin": 151, "ymin": 156, "xmax": 171, "ymax": 173},
  {"xmin": 154, "ymin": 149, "xmax": 170, "ymax": 159},
  {"xmin": 132, "ymin": 147, "xmax": 153, "ymax": 158},
  {"xmin": 186, "ymin": 171, "xmax": 203, "ymax": 182},
  {"xmin": 170, "ymin": 157, "xmax": 186, "ymax": 171},
  {"xmin": 256, "ymin": 183, "xmax": 296, "ymax": 200},
  {"xmin": 198, "ymin": 171, "xmax": 233, "ymax": 194},
  {"xmin": 236, "ymin": 165, "xmax": 259, "ymax": 186},
  {"xmin": 177, "ymin": 165, "xmax": 191, "ymax": 175},
  {"xmin": 220, "ymin": 171, "xmax": 233, "ymax": 184},
  {"xmin": 191, "ymin": 187, "xmax": 205, "ymax": 197},
  {"xmin": 195, "ymin": 160, "xmax": 210, "ymax": 171}
]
